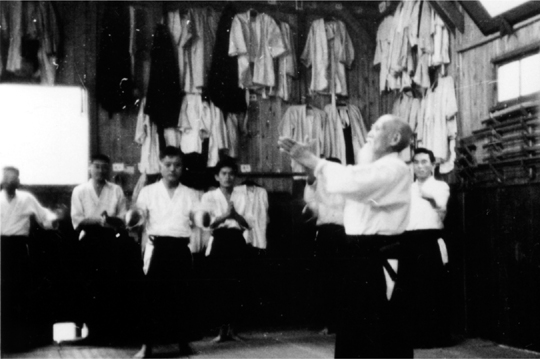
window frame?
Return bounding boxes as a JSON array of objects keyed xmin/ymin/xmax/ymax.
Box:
[
  {"xmin": 460, "ymin": 1, "xmax": 540, "ymax": 36},
  {"xmin": 491, "ymin": 42, "xmax": 540, "ymax": 109}
]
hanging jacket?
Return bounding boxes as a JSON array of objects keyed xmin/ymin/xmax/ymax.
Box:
[
  {"xmin": 301, "ymin": 18, "xmax": 354, "ymax": 96},
  {"xmin": 96, "ymin": 3, "xmax": 135, "ymax": 116},
  {"xmin": 279, "ymin": 105, "xmax": 326, "ymax": 173},
  {"xmin": 135, "ymin": 98, "xmax": 160, "ymax": 175},
  {"xmin": 270, "ymin": 21, "xmax": 297, "ymax": 101},
  {"xmin": 207, "ymin": 3, "xmax": 247, "ymax": 114},
  {"xmin": 229, "ymin": 10, "xmax": 286, "ymax": 90},
  {"xmin": 243, "ymin": 184, "xmax": 269, "ymax": 249},
  {"xmin": 168, "ymin": 7, "xmax": 219, "ymax": 94},
  {"xmin": 145, "ymin": 23, "xmax": 182, "ymax": 128}
]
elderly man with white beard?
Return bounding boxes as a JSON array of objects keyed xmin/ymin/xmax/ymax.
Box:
[{"xmin": 278, "ymin": 114, "xmax": 414, "ymax": 358}]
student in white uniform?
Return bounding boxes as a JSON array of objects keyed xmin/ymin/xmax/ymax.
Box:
[
  {"xmin": 71, "ymin": 154, "xmax": 127, "ymax": 233},
  {"xmin": 70, "ymin": 153, "xmax": 129, "ymax": 342},
  {"xmin": 199, "ymin": 157, "xmax": 250, "ymax": 343},
  {"xmin": 1, "ymin": 166, "xmax": 63, "ymax": 351},
  {"xmin": 403, "ymin": 147, "xmax": 451, "ymax": 348},
  {"xmin": 279, "ymin": 114, "xmax": 414, "ymax": 358},
  {"xmin": 134, "ymin": 146, "xmax": 200, "ymax": 359}
]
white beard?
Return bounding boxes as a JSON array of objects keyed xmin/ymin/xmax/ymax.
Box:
[{"xmin": 358, "ymin": 142, "xmax": 375, "ymax": 164}]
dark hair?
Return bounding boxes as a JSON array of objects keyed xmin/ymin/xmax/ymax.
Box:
[
  {"xmin": 413, "ymin": 147, "xmax": 436, "ymax": 163},
  {"xmin": 91, "ymin": 154, "xmax": 111, "ymax": 164},
  {"xmin": 160, "ymin": 146, "xmax": 183, "ymax": 160},
  {"xmin": 2, "ymin": 166, "xmax": 20, "ymax": 176},
  {"xmin": 214, "ymin": 156, "xmax": 238, "ymax": 175},
  {"xmin": 326, "ymin": 157, "xmax": 342, "ymax": 164}
]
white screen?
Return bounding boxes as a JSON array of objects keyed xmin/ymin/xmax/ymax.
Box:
[{"xmin": 0, "ymin": 85, "xmax": 89, "ymax": 185}]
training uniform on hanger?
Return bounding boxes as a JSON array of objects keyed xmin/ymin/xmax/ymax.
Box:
[
  {"xmin": 229, "ymin": 10, "xmax": 286, "ymax": 92},
  {"xmin": 301, "ymin": 18, "xmax": 354, "ymax": 96}
]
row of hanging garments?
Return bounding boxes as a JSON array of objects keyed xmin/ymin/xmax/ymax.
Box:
[
  {"xmin": 0, "ymin": 1, "xmax": 60, "ymax": 84},
  {"xmin": 151, "ymin": 4, "xmax": 300, "ymax": 116},
  {"xmin": 278, "ymin": 103, "xmax": 368, "ymax": 173},
  {"xmin": 135, "ymin": 94, "xmax": 247, "ymax": 174},
  {"xmin": 374, "ymin": 0, "xmax": 450, "ymax": 93},
  {"xmin": 114, "ymin": 3, "xmax": 356, "ymax": 176},
  {"xmin": 391, "ymin": 75, "xmax": 458, "ymax": 173}
]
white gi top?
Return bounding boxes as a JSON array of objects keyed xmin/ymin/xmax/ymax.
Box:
[
  {"xmin": 304, "ymin": 180, "xmax": 344, "ymax": 226},
  {"xmin": 1, "ymin": 189, "xmax": 57, "ymax": 236},
  {"xmin": 314, "ymin": 152, "xmax": 411, "ymax": 235},
  {"xmin": 71, "ymin": 180, "xmax": 127, "ymax": 230},
  {"xmin": 200, "ymin": 187, "xmax": 248, "ymax": 230},
  {"xmin": 137, "ymin": 180, "xmax": 200, "ymax": 238},
  {"xmin": 407, "ymin": 176, "xmax": 450, "ymax": 230}
]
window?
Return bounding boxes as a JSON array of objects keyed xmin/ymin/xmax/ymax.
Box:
[
  {"xmin": 460, "ymin": 0, "xmax": 540, "ymax": 35},
  {"xmin": 496, "ymin": 52, "xmax": 540, "ymax": 103},
  {"xmin": 0, "ymin": 85, "xmax": 90, "ymax": 185},
  {"xmin": 479, "ymin": 0, "xmax": 530, "ymax": 17}
]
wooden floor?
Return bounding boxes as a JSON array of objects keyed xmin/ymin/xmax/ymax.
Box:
[{"xmin": 3, "ymin": 329, "xmax": 540, "ymax": 359}]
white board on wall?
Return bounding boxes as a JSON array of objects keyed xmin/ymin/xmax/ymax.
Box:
[{"xmin": 0, "ymin": 84, "xmax": 89, "ymax": 185}]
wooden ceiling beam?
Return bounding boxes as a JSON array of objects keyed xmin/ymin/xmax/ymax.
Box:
[{"xmin": 428, "ymin": 0, "xmax": 464, "ymax": 33}]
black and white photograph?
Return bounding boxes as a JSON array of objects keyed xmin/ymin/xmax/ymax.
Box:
[{"xmin": 1, "ymin": 0, "xmax": 539, "ymax": 358}]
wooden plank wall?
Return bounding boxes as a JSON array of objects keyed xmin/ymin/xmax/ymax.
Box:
[
  {"xmin": 463, "ymin": 183, "xmax": 540, "ymax": 352},
  {"xmin": 456, "ymin": 12, "xmax": 540, "ymax": 137},
  {"xmin": 454, "ymin": 5, "xmax": 540, "ymax": 351}
]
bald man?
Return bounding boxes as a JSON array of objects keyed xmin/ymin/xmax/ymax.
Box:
[{"xmin": 279, "ymin": 114, "xmax": 414, "ymax": 358}]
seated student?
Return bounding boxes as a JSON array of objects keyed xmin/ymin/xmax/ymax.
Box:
[
  {"xmin": 304, "ymin": 157, "xmax": 346, "ymax": 335},
  {"xmin": 198, "ymin": 157, "xmax": 250, "ymax": 343},
  {"xmin": 1, "ymin": 166, "xmax": 64, "ymax": 351},
  {"xmin": 70, "ymin": 154, "xmax": 130, "ymax": 342},
  {"xmin": 134, "ymin": 146, "xmax": 200, "ymax": 358}
]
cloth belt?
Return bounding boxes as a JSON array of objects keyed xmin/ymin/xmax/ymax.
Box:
[
  {"xmin": 148, "ymin": 236, "xmax": 190, "ymax": 246},
  {"xmin": 345, "ymin": 234, "xmax": 402, "ymax": 281}
]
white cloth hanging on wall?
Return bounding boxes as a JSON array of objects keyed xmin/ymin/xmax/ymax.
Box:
[
  {"xmin": 271, "ymin": 21, "xmax": 297, "ymax": 101},
  {"xmin": 301, "ymin": 18, "xmax": 354, "ymax": 96},
  {"xmin": 168, "ymin": 7, "xmax": 219, "ymax": 94},
  {"xmin": 179, "ymin": 94, "xmax": 205, "ymax": 154},
  {"xmin": 229, "ymin": 10, "xmax": 286, "ymax": 91},
  {"xmin": 226, "ymin": 113, "xmax": 241, "ymax": 159},
  {"xmin": 205, "ymin": 100, "xmax": 229, "ymax": 167},
  {"xmin": 135, "ymin": 98, "xmax": 161, "ymax": 174},
  {"xmin": 324, "ymin": 104, "xmax": 347, "ymax": 164},
  {"xmin": 279, "ymin": 105, "xmax": 326, "ymax": 173},
  {"xmin": 163, "ymin": 128, "xmax": 182, "ymax": 148},
  {"xmin": 374, "ymin": 0, "xmax": 451, "ymax": 92},
  {"xmin": 178, "ymin": 94, "xmax": 229, "ymax": 166},
  {"xmin": 419, "ymin": 76, "xmax": 457, "ymax": 170},
  {"xmin": 242, "ymin": 184, "xmax": 269, "ymax": 249}
]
